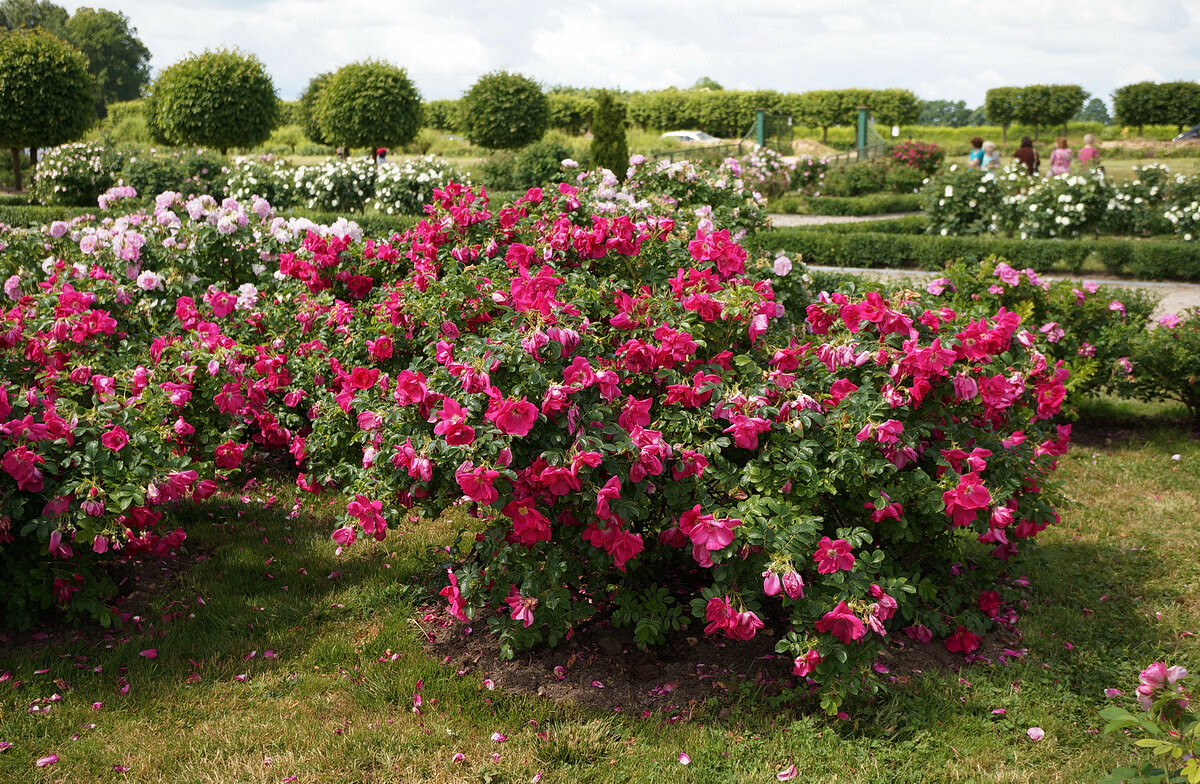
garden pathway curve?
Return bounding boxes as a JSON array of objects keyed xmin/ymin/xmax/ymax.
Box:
[{"xmin": 767, "ymin": 213, "xmax": 1200, "ymax": 318}]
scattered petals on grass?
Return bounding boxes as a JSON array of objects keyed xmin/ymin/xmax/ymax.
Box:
[
  {"xmin": 592, "ymin": 680, "xmax": 605, "ymax": 688},
  {"xmin": 531, "ymin": 773, "xmax": 543, "ymax": 783},
  {"xmin": 991, "ymin": 708, "xmax": 1007, "ymax": 715},
  {"xmin": 139, "ymin": 649, "xmax": 158, "ymax": 659},
  {"xmin": 777, "ymin": 762, "xmax": 798, "ymax": 780},
  {"xmin": 35, "ymin": 753, "xmax": 59, "ymax": 767},
  {"xmin": 0, "ymin": 741, "xmax": 12, "ymax": 752},
  {"xmin": 91, "ymin": 702, "xmax": 103, "ymax": 710},
  {"xmin": 1027, "ymin": 727, "xmax": 1045, "ymax": 741},
  {"xmin": 678, "ymin": 752, "xmax": 691, "ymax": 765},
  {"xmin": 1105, "ymin": 688, "xmax": 1123, "ymax": 698},
  {"xmin": 491, "ymin": 732, "xmax": 507, "ymax": 743},
  {"xmin": 452, "ymin": 752, "xmax": 466, "ymax": 763},
  {"xmin": 483, "ymin": 678, "xmax": 495, "ymax": 690}
]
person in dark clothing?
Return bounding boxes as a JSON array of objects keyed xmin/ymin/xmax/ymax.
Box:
[{"xmin": 1012, "ymin": 136, "xmax": 1040, "ymax": 176}]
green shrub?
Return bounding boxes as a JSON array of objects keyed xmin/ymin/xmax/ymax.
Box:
[
  {"xmin": 1121, "ymin": 308, "xmax": 1200, "ymax": 423},
  {"xmin": 422, "ymin": 98, "xmax": 462, "ymax": 131},
  {"xmin": 478, "ymin": 150, "xmax": 519, "ymax": 190},
  {"xmin": 145, "ymin": 49, "xmax": 278, "ymax": 154},
  {"xmin": 513, "ymin": 139, "xmax": 572, "ymax": 189},
  {"xmin": 590, "ymin": 90, "xmax": 629, "ymax": 177},
  {"xmin": 461, "ymin": 71, "xmax": 548, "ymax": 150},
  {"xmin": 297, "ymin": 72, "xmax": 332, "ymax": 146},
  {"xmin": 120, "ymin": 148, "xmax": 228, "ymax": 199},
  {"xmin": 549, "ymin": 93, "xmax": 596, "ymax": 135},
  {"xmin": 315, "ymin": 61, "xmax": 423, "ymax": 155},
  {"xmin": 0, "ymin": 28, "xmax": 98, "ymax": 189}
]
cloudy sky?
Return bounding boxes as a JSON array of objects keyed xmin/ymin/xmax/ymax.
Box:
[{"xmin": 60, "ymin": 0, "xmax": 1200, "ymax": 109}]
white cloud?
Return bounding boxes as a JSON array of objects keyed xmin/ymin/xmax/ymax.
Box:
[{"xmin": 56, "ymin": 0, "xmax": 1200, "ymax": 110}]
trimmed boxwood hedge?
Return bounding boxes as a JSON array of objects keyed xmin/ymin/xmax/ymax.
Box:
[
  {"xmin": 750, "ymin": 227, "xmax": 1200, "ymax": 281},
  {"xmin": 770, "ymin": 193, "xmax": 923, "ymax": 216}
]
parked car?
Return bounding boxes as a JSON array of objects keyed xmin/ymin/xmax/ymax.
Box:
[
  {"xmin": 1173, "ymin": 123, "xmax": 1200, "ymax": 142},
  {"xmin": 660, "ymin": 130, "xmax": 720, "ymax": 143}
]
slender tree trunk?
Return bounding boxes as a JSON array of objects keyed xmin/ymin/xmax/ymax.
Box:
[
  {"xmin": 1001, "ymin": 124, "xmax": 1008, "ymax": 146},
  {"xmin": 29, "ymin": 147, "xmax": 38, "ymax": 168},
  {"xmin": 11, "ymin": 148, "xmax": 22, "ymax": 191}
]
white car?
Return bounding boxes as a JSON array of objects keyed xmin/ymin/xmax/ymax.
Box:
[{"xmin": 660, "ymin": 130, "xmax": 720, "ymax": 143}]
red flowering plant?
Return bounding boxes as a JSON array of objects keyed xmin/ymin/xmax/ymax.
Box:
[
  {"xmin": 290, "ymin": 181, "xmax": 1071, "ymax": 711},
  {"xmin": 0, "ymin": 258, "xmax": 196, "ymax": 627},
  {"xmin": 924, "ymin": 258, "xmax": 1156, "ymax": 398},
  {"xmin": 890, "ymin": 140, "xmax": 945, "ymax": 177},
  {"xmin": 0, "ymin": 191, "xmax": 370, "ymax": 627}
]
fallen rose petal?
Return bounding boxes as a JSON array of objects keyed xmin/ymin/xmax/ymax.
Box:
[
  {"xmin": 531, "ymin": 773, "xmax": 543, "ymax": 783},
  {"xmin": 36, "ymin": 753, "xmax": 59, "ymax": 767},
  {"xmin": 1105, "ymin": 688, "xmax": 1122, "ymax": 698},
  {"xmin": 452, "ymin": 752, "xmax": 465, "ymax": 763},
  {"xmin": 483, "ymin": 678, "xmax": 495, "ymax": 690},
  {"xmin": 592, "ymin": 680, "xmax": 604, "ymax": 688},
  {"xmin": 679, "ymin": 752, "xmax": 690, "ymax": 765},
  {"xmin": 1027, "ymin": 727, "xmax": 1045, "ymax": 741},
  {"xmin": 991, "ymin": 708, "xmax": 1006, "ymax": 715},
  {"xmin": 91, "ymin": 702, "xmax": 102, "ymax": 710},
  {"xmin": 777, "ymin": 762, "xmax": 798, "ymax": 781},
  {"xmin": 139, "ymin": 649, "xmax": 157, "ymax": 659},
  {"xmin": 491, "ymin": 732, "xmax": 507, "ymax": 743},
  {"xmin": 492, "ymin": 752, "xmax": 501, "ymax": 763},
  {"xmin": 0, "ymin": 741, "xmax": 12, "ymax": 752}
]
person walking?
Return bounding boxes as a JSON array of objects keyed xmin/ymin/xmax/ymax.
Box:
[
  {"xmin": 981, "ymin": 140, "xmax": 1001, "ymax": 171},
  {"xmin": 1077, "ymin": 133, "xmax": 1101, "ymax": 170},
  {"xmin": 1012, "ymin": 136, "xmax": 1040, "ymax": 176},
  {"xmin": 1048, "ymin": 137, "xmax": 1073, "ymax": 176}
]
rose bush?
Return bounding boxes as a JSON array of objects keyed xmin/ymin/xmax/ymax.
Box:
[{"xmin": 3, "ymin": 167, "xmax": 1075, "ymax": 713}]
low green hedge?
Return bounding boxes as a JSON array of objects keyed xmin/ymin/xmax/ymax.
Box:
[
  {"xmin": 770, "ymin": 193, "xmax": 923, "ymax": 216},
  {"xmin": 784, "ymin": 215, "xmax": 931, "ymax": 235},
  {"xmin": 0, "ymin": 205, "xmax": 96, "ymax": 226},
  {"xmin": 283, "ymin": 210, "xmax": 419, "ymax": 239},
  {"xmin": 751, "ymin": 228, "xmax": 1200, "ymax": 280}
]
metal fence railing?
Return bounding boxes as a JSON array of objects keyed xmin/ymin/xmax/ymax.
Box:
[{"xmin": 823, "ymin": 142, "xmax": 890, "ymax": 168}]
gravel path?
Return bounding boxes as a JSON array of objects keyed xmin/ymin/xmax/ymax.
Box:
[{"xmin": 804, "ymin": 265, "xmax": 1200, "ymax": 319}]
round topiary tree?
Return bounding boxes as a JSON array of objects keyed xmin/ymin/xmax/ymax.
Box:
[
  {"xmin": 0, "ymin": 27, "xmax": 96, "ymax": 189},
  {"xmin": 314, "ymin": 60, "xmax": 422, "ymax": 160},
  {"xmin": 590, "ymin": 90, "xmax": 629, "ymax": 179},
  {"xmin": 297, "ymin": 71, "xmax": 332, "ymax": 147},
  {"xmin": 145, "ymin": 49, "xmax": 278, "ymax": 155},
  {"xmin": 461, "ymin": 70, "xmax": 548, "ymax": 150}
]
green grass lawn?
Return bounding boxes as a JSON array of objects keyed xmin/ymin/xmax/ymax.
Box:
[{"xmin": 1, "ymin": 400, "xmax": 1197, "ymax": 783}]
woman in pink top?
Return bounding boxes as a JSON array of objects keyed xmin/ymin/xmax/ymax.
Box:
[
  {"xmin": 1049, "ymin": 137, "xmax": 1072, "ymax": 176},
  {"xmin": 1077, "ymin": 133, "xmax": 1100, "ymax": 169}
]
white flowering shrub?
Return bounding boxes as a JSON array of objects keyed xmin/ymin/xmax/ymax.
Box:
[
  {"xmin": 32, "ymin": 142, "xmax": 120, "ymax": 207},
  {"xmin": 1107, "ymin": 163, "xmax": 1173, "ymax": 236},
  {"xmin": 1166, "ymin": 199, "xmax": 1200, "ymax": 241},
  {"xmin": 926, "ymin": 161, "xmax": 1200, "ymax": 241},
  {"xmin": 370, "ymin": 156, "xmax": 468, "ymax": 215},
  {"xmin": 290, "ymin": 157, "xmax": 377, "ymax": 212},
  {"xmin": 1004, "ymin": 170, "xmax": 1111, "ymax": 239},
  {"xmin": 920, "ymin": 164, "xmax": 1015, "ymax": 236},
  {"xmin": 226, "ymin": 155, "xmax": 296, "ymax": 210}
]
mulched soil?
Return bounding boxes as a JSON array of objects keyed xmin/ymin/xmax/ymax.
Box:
[{"xmin": 418, "ymin": 605, "xmax": 1023, "ymax": 717}]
